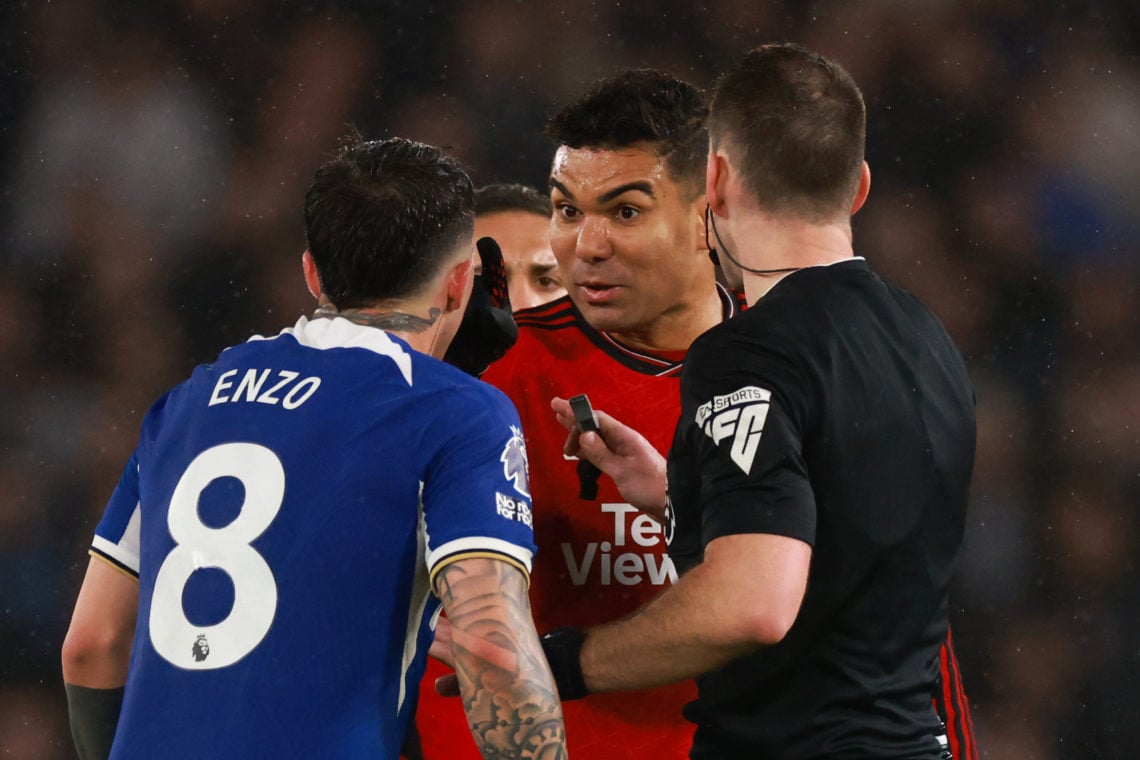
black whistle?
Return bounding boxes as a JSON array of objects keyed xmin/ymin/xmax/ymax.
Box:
[{"xmin": 569, "ymin": 394, "xmax": 602, "ymax": 500}]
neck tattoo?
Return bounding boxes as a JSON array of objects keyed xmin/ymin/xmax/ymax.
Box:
[{"xmin": 313, "ymin": 306, "xmax": 441, "ymax": 333}]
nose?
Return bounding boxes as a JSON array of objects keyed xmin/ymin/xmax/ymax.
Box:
[{"xmin": 575, "ymin": 217, "xmax": 612, "ymax": 263}]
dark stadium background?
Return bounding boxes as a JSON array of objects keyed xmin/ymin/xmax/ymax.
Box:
[{"xmin": 1, "ymin": 2, "xmax": 1136, "ymax": 756}]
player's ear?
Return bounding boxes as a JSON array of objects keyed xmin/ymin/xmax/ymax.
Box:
[
  {"xmin": 443, "ymin": 249, "xmax": 476, "ymax": 313},
  {"xmin": 706, "ymin": 152, "xmax": 729, "ymax": 218},
  {"xmin": 850, "ymin": 161, "xmax": 871, "ymax": 216},
  {"xmin": 302, "ymin": 250, "xmax": 322, "ymax": 301}
]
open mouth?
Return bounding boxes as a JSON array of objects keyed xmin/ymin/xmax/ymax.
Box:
[{"xmin": 578, "ymin": 283, "xmax": 622, "ymax": 303}]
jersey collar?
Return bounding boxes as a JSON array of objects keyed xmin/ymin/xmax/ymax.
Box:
[{"xmin": 576, "ymin": 283, "xmax": 742, "ymax": 377}]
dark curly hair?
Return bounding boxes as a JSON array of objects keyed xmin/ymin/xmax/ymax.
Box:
[
  {"xmin": 545, "ymin": 69, "xmax": 708, "ymax": 197},
  {"xmin": 304, "ymin": 137, "xmax": 474, "ymax": 309}
]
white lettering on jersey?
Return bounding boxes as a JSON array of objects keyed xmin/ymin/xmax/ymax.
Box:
[
  {"xmin": 561, "ymin": 502, "xmax": 678, "ymax": 587},
  {"xmin": 208, "ymin": 369, "xmax": 321, "ymax": 409},
  {"xmin": 256, "ymin": 370, "xmax": 298, "ymax": 405},
  {"xmin": 695, "ymin": 385, "xmax": 772, "ymax": 475},
  {"xmin": 495, "ymin": 492, "xmax": 533, "ymax": 527},
  {"xmin": 233, "ymin": 368, "xmax": 271, "ymax": 401}
]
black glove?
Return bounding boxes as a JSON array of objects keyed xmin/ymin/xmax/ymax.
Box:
[
  {"xmin": 539, "ymin": 626, "xmax": 589, "ymax": 701},
  {"xmin": 444, "ymin": 236, "xmax": 518, "ymax": 376}
]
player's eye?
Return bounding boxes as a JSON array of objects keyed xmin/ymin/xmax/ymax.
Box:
[
  {"xmin": 537, "ymin": 275, "xmax": 563, "ymax": 290},
  {"xmin": 616, "ymin": 205, "xmax": 639, "ymax": 220},
  {"xmin": 555, "ymin": 204, "xmax": 580, "ymax": 221}
]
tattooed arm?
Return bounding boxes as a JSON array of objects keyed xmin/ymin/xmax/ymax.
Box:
[{"xmin": 435, "ymin": 557, "xmax": 567, "ymax": 760}]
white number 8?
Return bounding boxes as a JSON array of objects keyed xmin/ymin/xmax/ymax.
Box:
[{"xmin": 150, "ymin": 443, "xmax": 284, "ymax": 670}]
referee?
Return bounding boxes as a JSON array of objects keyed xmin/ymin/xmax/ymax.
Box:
[{"xmin": 547, "ymin": 43, "xmax": 976, "ymax": 759}]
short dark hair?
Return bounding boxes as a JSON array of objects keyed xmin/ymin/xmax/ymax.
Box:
[
  {"xmin": 474, "ymin": 183, "xmax": 551, "ymax": 219},
  {"xmin": 304, "ymin": 137, "xmax": 474, "ymax": 309},
  {"xmin": 709, "ymin": 43, "xmax": 866, "ymax": 220},
  {"xmin": 545, "ymin": 69, "xmax": 708, "ymax": 196}
]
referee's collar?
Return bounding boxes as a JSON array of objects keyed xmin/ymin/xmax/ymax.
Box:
[
  {"xmin": 820, "ymin": 256, "xmax": 867, "ymax": 268},
  {"xmin": 783, "ymin": 255, "xmax": 867, "ymax": 279},
  {"xmin": 760, "ymin": 256, "xmax": 867, "ymax": 297}
]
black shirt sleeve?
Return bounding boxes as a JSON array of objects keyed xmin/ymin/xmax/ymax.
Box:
[{"xmin": 678, "ymin": 324, "xmax": 818, "ymax": 550}]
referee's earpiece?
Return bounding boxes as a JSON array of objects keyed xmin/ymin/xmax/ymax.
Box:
[
  {"xmin": 704, "ymin": 205, "xmax": 721, "ymax": 267},
  {"xmin": 705, "ymin": 152, "xmax": 730, "ymax": 267},
  {"xmin": 703, "ymin": 153, "xmax": 801, "ymax": 277}
]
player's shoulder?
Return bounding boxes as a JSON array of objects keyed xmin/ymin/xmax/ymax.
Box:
[
  {"xmin": 703, "ymin": 260, "xmax": 875, "ymax": 347},
  {"xmin": 436, "ymin": 358, "xmax": 516, "ymax": 407},
  {"xmin": 398, "ymin": 350, "xmax": 520, "ymax": 427},
  {"xmin": 690, "ymin": 301, "xmax": 791, "ymax": 358},
  {"xmin": 512, "ymin": 296, "xmax": 578, "ymax": 330},
  {"xmin": 511, "ymin": 298, "xmax": 586, "ymax": 351},
  {"xmin": 685, "ymin": 291, "xmax": 816, "ymax": 393},
  {"xmin": 483, "ymin": 297, "xmax": 588, "ymax": 381},
  {"xmin": 878, "ymin": 275, "xmax": 946, "ymax": 332},
  {"xmin": 135, "ymin": 382, "xmax": 189, "ymax": 440}
]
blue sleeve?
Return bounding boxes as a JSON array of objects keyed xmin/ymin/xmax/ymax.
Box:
[
  {"xmin": 91, "ymin": 449, "xmax": 143, "ymax": 576},
  {"xmin": 421, "ymin": 382, "xmax": 537, "ymax": 591}
]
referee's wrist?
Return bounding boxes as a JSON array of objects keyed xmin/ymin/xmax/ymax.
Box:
[{"xmin": 539, "ymin": 626, "xmax": 590, "ymax": 701}]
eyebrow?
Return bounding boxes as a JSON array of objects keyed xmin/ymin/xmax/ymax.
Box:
[
  {"xmin": 549, "ymin": 178, "xmax": 574, "ymax": 199},
  {"xmin": 549, "ymin": 178, "xmax": 657, "ymax": 204}
]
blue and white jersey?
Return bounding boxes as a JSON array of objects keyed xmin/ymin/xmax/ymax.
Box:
[{"xmin": 91, "ymin": 315, "xmax": 536, "ymax": 760}]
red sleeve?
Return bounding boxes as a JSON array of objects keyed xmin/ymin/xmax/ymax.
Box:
[{"xmin": 933, "ymin": 627, "xmax": 979, "ymax": 760}]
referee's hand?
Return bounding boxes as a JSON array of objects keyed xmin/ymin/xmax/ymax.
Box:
[
  {"xmin": 551, "ymin": 397, "xmax": 668, "ymax": 522},
  {"xmin": 428, "ymin": 616, "xmax": 461, "ymax": 697},
  {"xmin": 428, "ymin": 616, "xmax": 454, "ymax": 668}
]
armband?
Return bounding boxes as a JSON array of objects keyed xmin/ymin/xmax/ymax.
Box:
[
  {"xmin": 539, "ymin": 626, "xmax": 589, "ymax": 701},
  {"xmin": 65, "ymin": 683, "xmax": 124, "ymax": 760}
]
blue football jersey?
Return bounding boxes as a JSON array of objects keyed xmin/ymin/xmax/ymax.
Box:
[{"xmin": 91, "ymin": 315, "xmax": 536, "ymax": 759}]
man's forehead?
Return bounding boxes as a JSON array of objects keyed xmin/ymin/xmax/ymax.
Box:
[
  {"xmin": 475, "ymin": 211, "xmax": 551, "ymax": 257},
  {"xmin": 475, "ymin": 209, "xmax": 548, "ymax": 234},
  {"xmin": 550, "ymin": 144, "xmax": 670, "ymax": 196}
]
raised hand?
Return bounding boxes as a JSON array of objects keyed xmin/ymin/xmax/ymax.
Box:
[
  {"xmin": 551, "ymin": 396, "xmax": 668, "ymax": 522},
  {"xmin": 443, "ymin": 237, "xmax": 518, "ymax": 376}
]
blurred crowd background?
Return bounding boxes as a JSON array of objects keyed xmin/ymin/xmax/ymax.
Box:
[{"xmin": 1, "ymin": 1, "xmax": 1136, "ymax": 757}]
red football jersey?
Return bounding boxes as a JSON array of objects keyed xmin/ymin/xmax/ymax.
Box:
[
  {"xmin": 415, "ymin": 291, "xmax": 977, "ymax": 760},
  {"xmin": 416, "ymin": 291, "xmax": 741, "ymax": 759}
]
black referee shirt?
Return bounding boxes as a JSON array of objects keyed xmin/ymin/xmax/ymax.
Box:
[{"xmin": 666, "ymin": 258, "xmax": 975, "ymax": 759}]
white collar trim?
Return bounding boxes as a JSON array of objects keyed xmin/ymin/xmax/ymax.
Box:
[{"xmin": 250, "ymin": 315, "xmax": 414, "ymax": 386}]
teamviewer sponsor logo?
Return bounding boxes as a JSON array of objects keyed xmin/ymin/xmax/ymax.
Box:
[
  {"xmin": 695, "ymin": 385, "xmax": 772, "ymax": 475},
  {"xmin": 561, "ymin": 503, "xmax": 677, "ymax": 587}
]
